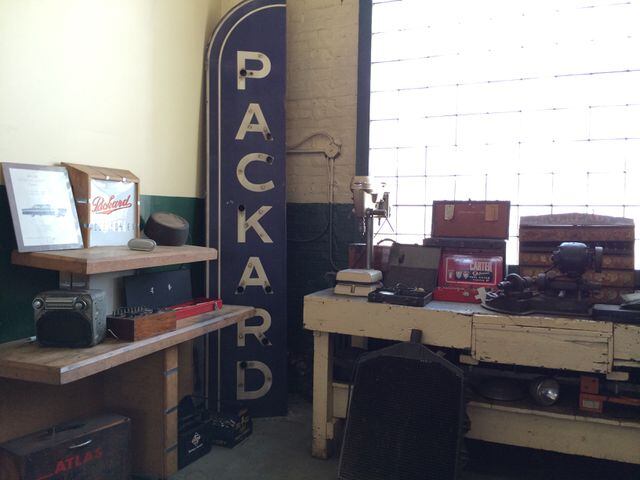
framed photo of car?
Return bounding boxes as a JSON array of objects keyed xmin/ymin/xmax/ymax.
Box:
[{"xmin": 2, "ymin": 163, "xmax": 84, "ymax": 252}]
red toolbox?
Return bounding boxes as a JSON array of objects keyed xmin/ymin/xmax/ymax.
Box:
[
  {"xmin": 170, "ymin": 298, "xmax": 223, "ymax": 320},
  {"xmin": 433, "ymin": 253, "xmax": 504, "ymax": 303}
]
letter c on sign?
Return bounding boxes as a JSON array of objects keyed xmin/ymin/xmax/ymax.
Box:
[{"xmin": 237, "ymin": 153, "xmax": 275, "ymax": 192}]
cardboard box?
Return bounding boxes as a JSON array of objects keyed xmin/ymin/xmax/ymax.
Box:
[{"xmin": 63, "ymin": 163, "xmax": 140, "ymax": 247}]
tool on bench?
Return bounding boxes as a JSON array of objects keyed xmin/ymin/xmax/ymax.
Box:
[
  {"xmin": 483, "ymin": 242, "xmax": 604, "ymax": 316},
  {"xmin": 335, "ymin": 177, "xmax": 390, "ymax": 296},
  {"xmin": 368, "ymin": 285, "xmax": 433, "ymax": 307}
]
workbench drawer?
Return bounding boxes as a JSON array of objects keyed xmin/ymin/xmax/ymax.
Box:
[{"xmin": 472, "ymin": 317, "xmax": 613, "ymax": 373}]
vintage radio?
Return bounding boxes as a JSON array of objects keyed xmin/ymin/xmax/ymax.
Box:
[
  {"xmin": 0, "ymin": 414, "xmax": 131, "ymax": 480},
  {"xmin": 34, "ymin": 289, "xmax": 107, "ymax": 347}
]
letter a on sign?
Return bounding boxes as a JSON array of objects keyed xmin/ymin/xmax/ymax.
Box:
[
  {"xmin": 235, "ymin": 103, "xmax": 272, "ymax": 141},
  {"xmin": 207, "ymin": 0, "xmax": 287, "ymax": 417}
]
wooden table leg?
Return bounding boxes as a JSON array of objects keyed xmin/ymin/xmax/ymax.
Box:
[
  {"xmin": 103, "ymin": 346, "xmax": 179, "ymax": 479},
  {"xmin": 163, "ymin": 346, "xmax": 179, "ymax": 478},
  {"xmin": 312, "ymin": 331, "xmax": 334, "ymax": 459}
]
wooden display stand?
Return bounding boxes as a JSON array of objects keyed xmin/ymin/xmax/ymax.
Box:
[
  {"xmin": 304, "ymin": 289, "xmax": 640, "ymax": 463},
  {"xmin": 0, "ymin": 246, "xmax": 249, "ymax": 479}
]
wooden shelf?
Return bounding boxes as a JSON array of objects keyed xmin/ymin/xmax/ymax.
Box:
[
  {"xmin": 0, "ymin": 305, "xmax": 254, "ymax": 385},
  {"xmin": 11, "ymin": 245, "xmax": 217, "ymax": 275}
]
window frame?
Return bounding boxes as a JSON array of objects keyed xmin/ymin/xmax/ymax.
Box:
[{"xmin": 356, "ymin": 0, "xmax": 374, "ymax": 176}]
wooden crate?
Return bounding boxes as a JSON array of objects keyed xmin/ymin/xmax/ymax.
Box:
[
  {"xmin": 107, "ymin": 311, "xmax": 177, "ymax": 341},
  {"xmin": 519, "ymin": 266, "xmax": 634, "ymax": 289},
  {"xmin": 63, "ymin": 163, "xmax": 140, "ymax": 247},
  {"xmin": 520, "ymin": 251, "xmax": 635, "ymax": 270},
  {"xmin": 519, "ymin": 214, "xmax": 635, "ymax": 304},
  {"xmin": 520, "ymin": 213, "xmax": 634, "ymax": 241}
]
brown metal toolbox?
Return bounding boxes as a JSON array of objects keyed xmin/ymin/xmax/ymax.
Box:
[{"xmin": 431, "ymin": 201, "xmax": 510, "ymax": 239}]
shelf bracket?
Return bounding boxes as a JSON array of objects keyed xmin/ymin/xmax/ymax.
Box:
[{"xmin": 59, "ymin": 272, "xmax": 89, "ymax": 289}]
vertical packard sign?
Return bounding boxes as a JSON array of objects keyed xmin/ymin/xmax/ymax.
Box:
[{"xmin": 206, "ymin": 0, "xmax": 287, "ymax": 416}]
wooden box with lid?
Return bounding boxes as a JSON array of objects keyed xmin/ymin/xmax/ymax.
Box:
[{"xmin": 63, "ymin": 163, "xmax": 140, "ymax": 247}]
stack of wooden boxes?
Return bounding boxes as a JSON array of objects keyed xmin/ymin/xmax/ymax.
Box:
[{"xmin": 519, "ymin": 213, "xmax": 635, "ymax": 304}]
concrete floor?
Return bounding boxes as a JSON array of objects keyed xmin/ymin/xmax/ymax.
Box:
[{"xmin": 173, "ymin": 397, "xmax": 640, "ymax": 480}]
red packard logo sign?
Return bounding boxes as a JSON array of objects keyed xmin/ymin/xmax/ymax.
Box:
[{"xmin": 91, "ymin": 195, "xmax": 133, "ymax": 215}]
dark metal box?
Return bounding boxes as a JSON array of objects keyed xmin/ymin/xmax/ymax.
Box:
[{"xmin": 210, "ymin": 408, "xmax": 252, "ymax": 448}]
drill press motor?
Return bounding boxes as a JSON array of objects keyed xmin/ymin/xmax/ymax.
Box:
[{"xmin": 483, "ymin": 242, "xmax": 604, "ymax": 316}]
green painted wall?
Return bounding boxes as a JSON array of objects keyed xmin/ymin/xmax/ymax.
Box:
[
  {"xmin": 0, "ymin": 187, "xmax": 58, "ymax": 343},
  {"xmin": 287, "ymin": 203, "xmax": 359, "ymax": 355}
]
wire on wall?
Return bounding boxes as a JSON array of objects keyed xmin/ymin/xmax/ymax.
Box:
[{"xmin": 286, "ymin": 132, "xmax": 342, "ymax": 271}]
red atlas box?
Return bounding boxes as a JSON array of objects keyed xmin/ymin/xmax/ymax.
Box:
[
  {"xmin": 433, "ymin": 254, "xmax": 504, "ymax": 303},
  {"xmin": 0, "ymin": 414, "xmax": 130, "ymax": 480}
]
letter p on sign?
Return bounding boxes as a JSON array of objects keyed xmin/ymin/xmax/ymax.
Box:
[{"xmin": 237, "ymin": 51, "xmax": 272, "ymax": 90}]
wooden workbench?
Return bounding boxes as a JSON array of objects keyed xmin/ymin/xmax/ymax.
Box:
[
  {"xmin": 0, "ymin": 305, "xmax": 254, "ymax": 479},
  {"xmin": 1, "ymin": 244, "xmax": 237, "ymax": 479},
  {"xmin": 304, "ymin": 289, "xmax": 640, "ymax": 463}
]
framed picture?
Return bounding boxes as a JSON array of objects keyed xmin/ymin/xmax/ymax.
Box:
[{"xmin": 2, "ymin": 163, "xmax": 84, "ymax": 252}]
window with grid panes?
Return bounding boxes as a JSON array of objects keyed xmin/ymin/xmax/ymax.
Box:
[{"xmin": 369, "ymin": 0, "xmax": 640, "ymax": 266}]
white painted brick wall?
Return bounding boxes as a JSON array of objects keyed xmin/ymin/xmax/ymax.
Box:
[{"xmin": 286, "ymin": 0, "xmax": 360, "ymax": 204}]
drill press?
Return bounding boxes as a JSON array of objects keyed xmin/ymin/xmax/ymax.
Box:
[{"xmin": 334, "ymin": 176, "xmax": 390, "ymax": 296}]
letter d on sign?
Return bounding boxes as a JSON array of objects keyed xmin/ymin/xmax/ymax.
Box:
[{"xmin": 237, "ymin": 361, "xmax": 273, "ymax": 400}]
